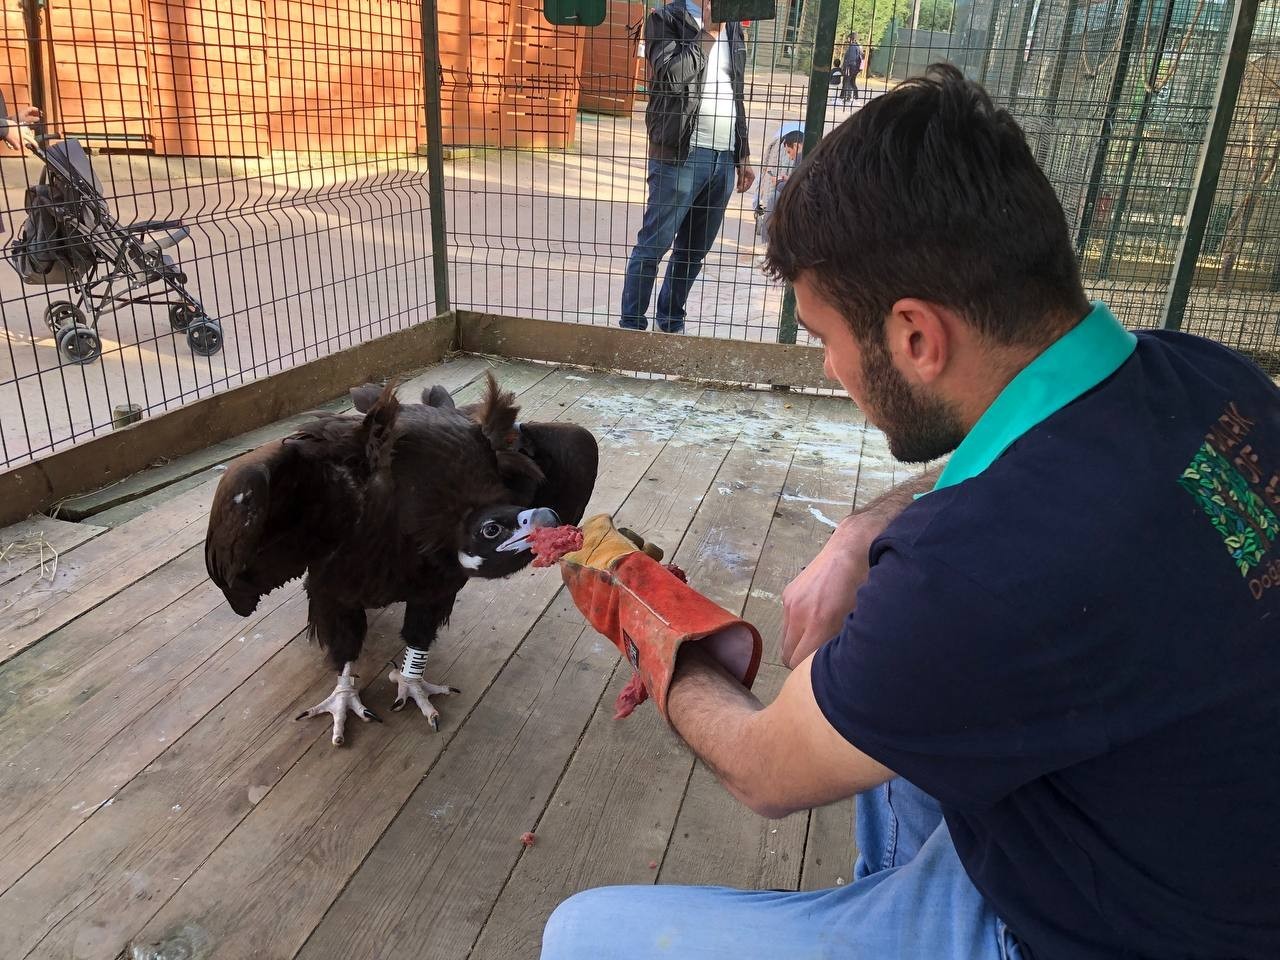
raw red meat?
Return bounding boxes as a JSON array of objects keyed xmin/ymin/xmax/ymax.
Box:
[
  {"xmin": 528, "ymin": 525, "xmax": 584, "ymax": 567},
  {"xmin": 613, "ymin": 671, "xmax": 649, "ymax": 719},
  {"xmin": 665, "ymin": 563, "xmax": 688, "ymax": 583},
  {"xmin": 520, "ymin": 831, "xmax": 537, "ymax": 847}
]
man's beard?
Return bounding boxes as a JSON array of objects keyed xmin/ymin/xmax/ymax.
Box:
[{"xmin": 860, "ymin": 336, "xmax": 966, "ymax": 464}]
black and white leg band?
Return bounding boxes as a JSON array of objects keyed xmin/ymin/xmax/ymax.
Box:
[{"xmin": 401, "ymin": 647, "xmax": 429, "ymax": 681}]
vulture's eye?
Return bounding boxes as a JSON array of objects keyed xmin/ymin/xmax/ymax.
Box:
[{"xmin": 480, "ymin": 521, "xmax": 504, "ymax": 540}]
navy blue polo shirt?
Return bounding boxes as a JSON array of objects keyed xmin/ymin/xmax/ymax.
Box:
[{"xmin": 812, "ymin": 304, "xmax": 1280, "ymax": 959}]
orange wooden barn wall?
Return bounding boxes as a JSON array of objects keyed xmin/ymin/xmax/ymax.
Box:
[
  {"xmin": 437, "ymin": 0, "xmax": 585, "ymax": 150},
  {"xmin": 149, "ymin": 0, "xmax": 270, "ymax": 156},
  {"xmin": 579, "ymin": 0, "xmax": 643, "ymax": 117},
  {"xmin": 0, "ymin": 6, "xmax": 34, "ymax": 130},
  {"xmin": 46, "ymin": 0, "xmax": 152, "ymax": 148},
  {"xmin": 0, "ymin": 0, "xmax": 585, "ymax": 156}
]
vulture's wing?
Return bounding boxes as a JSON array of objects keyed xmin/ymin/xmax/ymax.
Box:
[
  {"xmin": 205, "ymin": 439, "xmax": 330, "ymax": 616},
  {"xmin": 520, "ymin": 421, "xmax": 599, "ymax": 525}
]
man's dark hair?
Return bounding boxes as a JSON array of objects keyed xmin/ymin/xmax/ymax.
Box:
[
  {"xmin": 781, "ymin": 130, "xmax": 805, "ymax": 147},
  {"xmin": 765, "ymin": 63, "xmax": 1089, "ymax": 347}
]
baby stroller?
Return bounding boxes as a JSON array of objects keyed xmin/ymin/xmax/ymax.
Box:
[
  {"xmin": 6, "ymin": 134, "xmax": 222, "ymax": 365},
  {"xmin": 754, "ymin": 121, "xmax": 805, "ymax": 245}
]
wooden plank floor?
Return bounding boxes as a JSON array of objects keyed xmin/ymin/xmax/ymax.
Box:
[{"xmin": 0, "ymin": 357, "xmax": 907, "ymax": 960}]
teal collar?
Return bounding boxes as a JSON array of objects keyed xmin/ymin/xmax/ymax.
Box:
[{"xmin": 930, "ymin": 302, "xmax": 1136, "ymax": 494}]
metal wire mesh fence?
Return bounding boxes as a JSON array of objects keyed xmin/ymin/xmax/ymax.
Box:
[
  {"xmin": 0, "ymin": 0, "xmax": 1276, "ymax": 473},
  {"xmin": 0, "ymin": 0, "xmax": 437, "ymax": 468},
  {"xmin": 443, "ymin": 0, "xmax": 1280, "ymax": 367}
]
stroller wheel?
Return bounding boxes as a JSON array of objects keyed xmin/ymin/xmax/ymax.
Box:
[
  {"xmin": 57, "ymin": 324, "xmax": 102, "ymax": 365},
  {"xmin": 169, "ymin": 303, "xmax": 196, "ymax": 331},
  {"xmin": 45, "ymin": 300, "xmax": 87, "ymax": 334},
  {"xmin": 187, "ymin": 319, "xmax": 223, "ymax": 357}
]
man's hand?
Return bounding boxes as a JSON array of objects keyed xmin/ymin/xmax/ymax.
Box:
[
  {"xmin": 3, "ymin": 105, "xmax": 40, "ymax": 151},
  {"xmin": 559, "ymin": 514, "xmax": 761, "ymax": 718},
  {"xmin": 736, "ymin": 163, "xmax": 756, "ymax": 194},
  {"xmin": 780, "ymin": 514, "xmax": 879, "ymax": 667},
  {"xmin": 780, "ymin": 466, "xmax": 943, "ymax": 667}
]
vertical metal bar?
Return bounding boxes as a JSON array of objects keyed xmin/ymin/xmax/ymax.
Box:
[
  {"xmin": 1005, "ymin": 0, "xmax": 1042, "ymax": 110},
  {"xmin": 421, "ymin": 0, "xmax": 452, "ymax": 315},
  {"xmin": 1074, "ymin": 0, "xmax": 1144, "ymax": 255},
  {"xmin": 1097, "ymin": 0, "xmax": 1174, "ymax": 276},
  {"xmin": 977, "ymin": 0, "xmax": 1003, "ymax": 85},
  {"xmin": 21, "ymin": 0, "xmax": 45, "ymax": 115},
  {"xmin": 778, "ymin": 0, "xmax": 841, "ymax": 344},
  {"xmin": 1163, "ymin": 0, "xmax": 1260, "ymax": 331},
  {"xmin": 1043, "ymin": 0, "xmax": 1083, "ymax": 120}
]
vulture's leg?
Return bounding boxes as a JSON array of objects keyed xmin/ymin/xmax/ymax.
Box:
[
  {"xmin": 297, "ymin": 603, "xmax": 380, "ymax": 746},
  {"xmin": 389, "ymin": 594, "xmax": 461, "ymax": 731}
]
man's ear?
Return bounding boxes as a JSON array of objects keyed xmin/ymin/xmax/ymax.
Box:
[{"xmin": 885, "ymin": 298, "xmax": 952, "ymax": 386}]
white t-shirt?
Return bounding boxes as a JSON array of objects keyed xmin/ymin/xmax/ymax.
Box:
[{"xmin": 690, "ymin": 22, "xmax": 735, "ymax": 152}]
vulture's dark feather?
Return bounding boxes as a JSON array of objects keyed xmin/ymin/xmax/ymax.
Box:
[{"xmin": 205, "ymin": 374, "xmax": 598, "ymax": 675}]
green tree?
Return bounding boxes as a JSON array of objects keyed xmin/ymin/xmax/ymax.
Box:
[
  {"xmin": 791, "ymin": 0, "xmax": 956, "ymax": 73},
  {"xmin": 834, "ymin": 0, "xmax": 955, "ymax": 47}
]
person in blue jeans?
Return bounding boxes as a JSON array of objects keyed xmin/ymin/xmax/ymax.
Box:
[
  {"xmin": 545, "ymin": 778, "xmax": 1025, "ymax": 958},
  {"xmin": 544, "ymin": 64, "xmax": 1280, "ymax": 959},
  {"xmin": 620, "ymin": 0, "xmax": 755, "ymax": 333}
]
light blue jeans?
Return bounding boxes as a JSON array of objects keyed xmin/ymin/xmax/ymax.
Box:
[
  {"xmin": 619, "ymin": 147, "xmax": 737, "ymax": 333},
  {"xmin": 540, "ymin": 778, "xmax": 1027, "ymax": 960}
]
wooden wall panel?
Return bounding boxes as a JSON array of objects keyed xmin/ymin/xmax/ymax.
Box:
[
  {"xmin": 0, "ymin": 6, "xmax": 33, "ymax": 160},
  {"xmin": 500, "ymin": 0, "xmax": 584, "ymax": 148},
  {"xmin": 24, "ymin": 0, "xmax": 587, "ymax": 156},
  {"xmin": 437, "ymin": 0, "xmax": 509, "ymax": 147},
  {"xmin": 436, "ymin": 0, "xmax": 584, "ymax": 150},
  {"xmin": 46, "ymin": 0, "xmax": 151, "ymax": 149},
  {"xmin": 267, "ymin": 0, "xmax": 421, "ymax": 153},
  {"xmin": 149, "ymin": 0, "xmax": 269, "ymax": 156},
  {"xmin": 579, "ymin": 0, "xmax": 642, "ymax": 116}
]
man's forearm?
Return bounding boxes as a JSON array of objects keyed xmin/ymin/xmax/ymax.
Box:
[
  {"xmin": 666, "ymin": 646, "xmax": 770, "ymax": 812},
  {"xmin": 852, "ymin": 464, "xmax": 941, "ymax": 522},
  {"xmin": 666, "ymin": 645, "xmax": 889, "ymax": 818}
]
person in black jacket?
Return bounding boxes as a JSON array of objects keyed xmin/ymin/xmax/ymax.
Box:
[{"xmin": 620, "ymin": 0, "xmax": 755, "ymax": 333}]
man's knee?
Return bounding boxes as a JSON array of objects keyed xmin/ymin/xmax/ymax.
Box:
[{"xmin": 541, "ymin": 887, "xmax": 623, "ymax": 959}]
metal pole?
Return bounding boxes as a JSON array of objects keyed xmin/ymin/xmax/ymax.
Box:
[
  {"xmin": 1074, "ymin": 0, "xmax": 1144, "ymax": 255},
  {"xmin": 1005, "ymin": 0, "xmax": 1043, "ymax": 111},
  {"xmin": 421, "ymin": 0, "xmax": 452, "ymax": 315},
  {"xmin": 21, "ymin": 0, "xmax": 46, "ymax": 116},
  {"xmin": 1097, "ymin": 0, "xmax": 1174, "ymax": 278},
  {"xmin": 977, "ymin": 0, "xmax": 1004, "ymax": 86},
  {"xmin": 778, "ymin": 0, "xmax": 841, "ymax": 344},
  {"xmin": 1043, "ymin": 0, "xmax": 1083, "ymax": 120},
  {"xmin": 1163, "ymin": 0, "xmax": 1260, "ymax": 331}
]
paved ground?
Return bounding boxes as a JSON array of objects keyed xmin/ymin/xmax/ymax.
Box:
[
  {"xmin": 0, "ymin": 68, "xmax": 867, "ymax": 469},
  {"xmin": 4, "ymin": 63, "xmax": 1271, "ymax": 472}
]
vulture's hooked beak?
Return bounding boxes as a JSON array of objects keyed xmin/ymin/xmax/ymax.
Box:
[{"xmin": 497, "ymin": 507, "xmax": 561, "ymax": 553}]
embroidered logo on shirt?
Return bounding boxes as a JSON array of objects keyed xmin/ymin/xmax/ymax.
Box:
[{"xmin": 1178, "ymin": 402, "xmax": 1280, "ymax": 597}]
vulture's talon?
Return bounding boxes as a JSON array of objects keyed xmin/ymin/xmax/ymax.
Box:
[
  {"xmin": 388, "ymin": 667, "xmax": 458, "ymax": 731},
  {"xmin": 297, "ymin": 665, "xmax": 377, "ymax": 746}
]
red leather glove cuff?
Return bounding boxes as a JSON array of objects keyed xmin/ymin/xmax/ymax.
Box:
[{"xmin": 561, "ymin": 552, "xmax": 762, "ymax": 717}]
